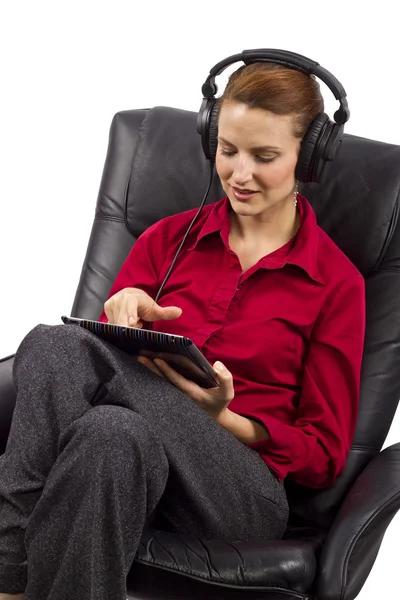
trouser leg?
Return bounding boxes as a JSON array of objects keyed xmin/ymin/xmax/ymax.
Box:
[
  {"xmin": 24, "ymin": 405, "xmax": 168, "ymax": 600},
  {"xmin": 0, "ymin": 323, "xmax": 288, "ymax": 597}
]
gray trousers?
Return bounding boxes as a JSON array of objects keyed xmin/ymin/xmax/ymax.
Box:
[{"xmin": 0, "ymin": 323, "xmax": 289, "ymax": 599}]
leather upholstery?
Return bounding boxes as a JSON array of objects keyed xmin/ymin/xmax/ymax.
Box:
[{"xmin": 2, "ymin": 106, "xmax": 400, "ymax": 599}]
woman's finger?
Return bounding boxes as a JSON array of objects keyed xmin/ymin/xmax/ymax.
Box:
[
  {"xmin": 136, "ymin": 356, "xmax": 164, "ymax": 378},
  {"xmin": 213, "ymin": 362, "xmax": 235, "ymax": 401},
  {"xmin": 154, "ymin": 359, "xmax": 201, "ymax": 396}
]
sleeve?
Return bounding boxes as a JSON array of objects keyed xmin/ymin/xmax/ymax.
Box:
[
  {"xmin": 246, "ymin": 273, "xmax": 366, "ymax": 488},
  {"xmin": 98, "ymin": 219, "xmax": 169, "ymax": 322}
]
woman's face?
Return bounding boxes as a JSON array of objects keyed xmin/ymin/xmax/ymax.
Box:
[{"xmin": 215, "ymin": 101, "xmax": 301, "ymax": 219}]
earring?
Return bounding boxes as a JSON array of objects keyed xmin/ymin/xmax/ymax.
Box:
[{"xmin": 293, "ymin": 180, "xmax": 299, "ymax": 207}]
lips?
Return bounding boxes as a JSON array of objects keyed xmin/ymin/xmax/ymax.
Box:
[
  {"xmin": 231, "ymin": 186, "xmax": 258, "ymax": 201},
  {"xmin": 233, "ymin": 187, "xmax": 256, "ymax": 193}
]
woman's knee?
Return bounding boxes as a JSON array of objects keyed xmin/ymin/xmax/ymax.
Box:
[
  {"xmin": 13, "ymin": 323, "xmax": 99, "ymax": 384},
  {"xmin": 15, "ymin": 323, "xmax": 77, "ymax": 364},
  {"xmin": 71, "ymin": 405, "xmax": 151, "ymax": 444},
  {"xmin": 17, "ymin": 323, "xmax": 91, "ymax": 356},
  {"xmin": 58, "ymin": 405, "xmax": 166, "ymax": 472}
]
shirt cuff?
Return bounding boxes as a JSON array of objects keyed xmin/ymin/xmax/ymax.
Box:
[{"xmin": 243, "ymin": 414, "xmax": 312, "ymax": 482}]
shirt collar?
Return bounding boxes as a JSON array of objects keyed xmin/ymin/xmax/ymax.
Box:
[{"xmin": 187, "ymin": 194, "xmax": 324, "ymax": 284}]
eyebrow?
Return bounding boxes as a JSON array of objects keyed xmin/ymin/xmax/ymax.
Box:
[{"xmin": 217, "ymin": 136, "xmax": 282, "ymax": 152}]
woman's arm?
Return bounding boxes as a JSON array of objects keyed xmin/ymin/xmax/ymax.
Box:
[
  {"xmin": 229, "ymin": 273, "xmax": 366, "ymax": 488},
  {"xmin": 215, "ymin": 409, "xmax": 270, "ymax": 443}
]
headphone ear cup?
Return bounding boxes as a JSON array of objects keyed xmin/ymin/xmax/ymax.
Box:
[
  {"xmin": 296, "ymin": 113, "xmax": 329, "ymax": 183},
  {"xmin": 208, "ymin": 102, "xmax": 219, "ymax": 163}
]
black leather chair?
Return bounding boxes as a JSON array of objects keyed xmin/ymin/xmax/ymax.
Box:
[{"xmin": 1, "ymin": 106, "xmax": 400, "ymax": 600}]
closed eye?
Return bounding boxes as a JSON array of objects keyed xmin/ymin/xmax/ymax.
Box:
[{"xmin": 219, "ymin": 150, "xmax": 276, "ymax": 164}]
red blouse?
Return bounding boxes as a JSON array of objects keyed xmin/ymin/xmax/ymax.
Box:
[{"xmin": 99, "ymin": 194, "xmax": 366, "ymax": 488}]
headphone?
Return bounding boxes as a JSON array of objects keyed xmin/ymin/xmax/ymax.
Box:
[
  {"xmin": 153, "ymin": 49, "xmax": 350, "ymax": 306},
  {"xmin": 197, "ymin": 48, "xmax": 350, "ymax": 183}
]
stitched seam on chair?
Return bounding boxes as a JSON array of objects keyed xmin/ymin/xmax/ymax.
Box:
[
  {"xmin": 350, "ymin": 444, "xmax": 380, "ymax": 452},
  {"xmin": 378, "ymin": 266, "xmax": 400, "ymax": 272},
  {"xmin": 124, "ymin": 110, "xmax": 151, "ymax": 237},
  {"xmin": 133, "ymin": 557, "xmax": 310, "ymax": 596},
  {"xmin": 375, "ymin": 190, "xmax": 400, "ymax": 268},
  {"xmin": 94, "ymin": 215, "xmax": 125, "ymax": 222},
  {"xmin": 339, "ymin": 489, "xmax": 400, "ymax": 599}
]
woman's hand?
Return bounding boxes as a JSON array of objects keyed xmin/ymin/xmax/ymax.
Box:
[
  {"xmin": 104, "ymin": 287, "xmax": 182, "ymax": 328},
  {"xmin": 136, "ymin": 355, "xmax": 235, "ymax": 419}
]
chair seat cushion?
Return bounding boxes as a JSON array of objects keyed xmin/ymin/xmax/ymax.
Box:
[{"xmin": 127, "ymin": 525, "xmax": 325, "ymax": 599}]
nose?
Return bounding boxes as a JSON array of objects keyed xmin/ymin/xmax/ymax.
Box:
[{"xmin": 231, "ymin": 155, "xmax": 254, "ymax": 186}]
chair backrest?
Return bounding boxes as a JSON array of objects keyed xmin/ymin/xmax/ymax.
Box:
[{"xmin": 72, "ymin": 106, "xmax": 400, "ymax": 529}]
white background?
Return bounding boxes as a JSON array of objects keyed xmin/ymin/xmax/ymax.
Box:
[{"xmin": 1, "ymin": 1, "xmax": 399, "ymax": 597}]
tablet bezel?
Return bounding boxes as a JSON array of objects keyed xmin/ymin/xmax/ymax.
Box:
[{"xmin": 61, "ymin": 316, "xmax": 219, "ymax": 388}]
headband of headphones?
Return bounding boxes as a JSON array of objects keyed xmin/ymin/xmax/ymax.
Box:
[{"xmin": 197, "ymin": 49, "xmax": 350, "ymax": 182}]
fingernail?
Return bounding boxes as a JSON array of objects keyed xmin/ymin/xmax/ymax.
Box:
[{"xmin": 215, "ymin": 362, "xmax": 224, "ymax": 371}]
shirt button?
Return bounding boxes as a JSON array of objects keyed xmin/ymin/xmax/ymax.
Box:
[{"xmin": 236, "ymin": 284, "xmax": 242, "ymax": 290}]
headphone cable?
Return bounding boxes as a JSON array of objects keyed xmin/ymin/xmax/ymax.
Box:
[{"xmin": 154, "ymin": 160, "xmax": 215, "ymax": 306}]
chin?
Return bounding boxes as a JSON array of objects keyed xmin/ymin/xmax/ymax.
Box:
[{"xmin": 228, "ymin": 193, "xmax": 262, "ymax": 210}]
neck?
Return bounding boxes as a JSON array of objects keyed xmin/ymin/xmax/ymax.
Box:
[{"xmin": 229, "ymin": 199, "xmax": 300, "ymax": 244}]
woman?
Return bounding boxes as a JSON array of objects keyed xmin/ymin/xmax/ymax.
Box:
[{"xmin": 0, "ymin": 61, "xmax": 365, "ymax": 600}]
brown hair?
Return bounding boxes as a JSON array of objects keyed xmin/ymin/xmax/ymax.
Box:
[{"xmin": 218, "ymin": 62, "xmax": 324, "ymax": 140}]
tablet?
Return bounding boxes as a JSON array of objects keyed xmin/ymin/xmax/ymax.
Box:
[{"xmin": 61, "ymin": 316, "xmax": 219, "ymax": 389}]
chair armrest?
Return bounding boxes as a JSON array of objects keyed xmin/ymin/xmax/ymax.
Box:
[
  {"xmin": 0, "ymin": 354, "xmax": 16, "ymax": 454},
  {"xmin": 316, "ymin": 443, "xmax": 400, "ymax": 600}
]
